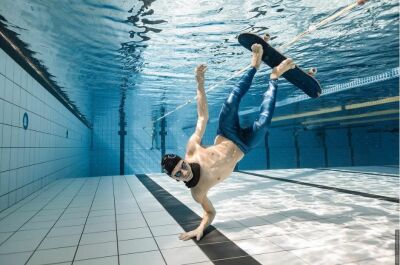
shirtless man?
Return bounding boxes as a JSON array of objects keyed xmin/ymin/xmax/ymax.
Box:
[{"xmin": 161, "ymin": 42, "xmax": 295, "ymax": 241}]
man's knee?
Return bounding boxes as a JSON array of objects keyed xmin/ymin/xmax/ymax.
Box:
[
  {"xmin": 250, "ymin": 116, "xmax": 271, "ymax": 138},
  {"xmin": 224, "ymin": 93, "xmax": 240, "ymax": 108}
]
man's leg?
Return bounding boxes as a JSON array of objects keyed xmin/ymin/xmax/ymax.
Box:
[
  {"xmin": 217, "ymin": 44, "xmax": 263, "ymax": 136},
  {"xmin": 243, "ymin": 58, "xmax": 295, "ymax": 149},
  {"xmin": 241, "ymin": 79, "xmax": 278, "ymax": 148}
]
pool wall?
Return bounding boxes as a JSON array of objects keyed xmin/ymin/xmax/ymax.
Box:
[{"xmin": 0, "ymin": 50, "xmax": 91, "ymax": 211}]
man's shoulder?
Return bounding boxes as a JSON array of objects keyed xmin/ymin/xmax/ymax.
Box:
[{"xmin": 186, "ymin": 140, "xmax": 209, "ymax": 157}]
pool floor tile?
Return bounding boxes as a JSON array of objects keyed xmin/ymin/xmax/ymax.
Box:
[
  {"xmin": 120, "ymin": 250, "xmax": 165, "ymax": 265},
  {"xmin": 161, "ymin": 245, "xmax": 209, "ymax": 265},
  {"xmin": 118, "ymin": 237, "xmax": 158, "ymax": 255},
  {"xmin": 75, "ymin": 239, "xmax": 117, "ymax": 260},
  {"xmin": 26, "ymin": 246, "xmax": 76, "ymax": 265},
  {"xmin": 0, "ymin": 170, "xmax": 396, "ymax": 265},
  {"xmin": 73, "ymin": 255, "xmax": 118, "ymax": 265}
]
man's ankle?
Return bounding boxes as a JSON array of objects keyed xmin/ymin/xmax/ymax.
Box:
[{"xmin": 270, "ymin": 73, "xmax": 279, "ymax": 80}]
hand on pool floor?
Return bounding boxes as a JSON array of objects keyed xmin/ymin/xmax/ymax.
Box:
[{"xmin": 179, "ymin": 227, "xmax": 204, "ymax": 241}]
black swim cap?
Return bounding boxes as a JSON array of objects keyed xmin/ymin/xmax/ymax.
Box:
[{"xmin": 161, "ymin": 154, "xmax": 182, "ymax": 176}]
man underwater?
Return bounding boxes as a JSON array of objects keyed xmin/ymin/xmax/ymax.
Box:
[{"xmin": 161, "ymin": 41, "xmax": 295, "ymax": 241}]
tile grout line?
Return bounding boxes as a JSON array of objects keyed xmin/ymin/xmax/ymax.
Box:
[
  {"xmin": 0, "ymin": 178, "xmax": 76, "ymax": 248},
  {"xmin": 123, "ymin": 175, "xmax": 169, "ymax": 265},
  {"xmin": 21, "ymin": 217, "xmax": 199, "ymax": 235},
  {"xmin": 0, "ymin": 71, "xmax": 88, "ymax": 133},
  {"xmin": 111, "ymin": 175, "xmax": 120, "ymax": 265},
  {"xmin": 0, "ymin": 179, "xmax": 61, "ymax": 220},
  {"xmin": 70, "ymin": 177, "xmax": 101, "ymax": 264},
  {"xmin": 23, "ymin": 178, "xmax": 89, "ymax": 265},
  {"xmin": 0, "ymin": 237, "xmax": 151, "ymax": 255},
  {"xmin": 3, "ymin": 232, "xmax": 392, "ymax": 263},
  {"xmin": 0, "ymin": 161, "xmax": 79, "ymax": 204}
]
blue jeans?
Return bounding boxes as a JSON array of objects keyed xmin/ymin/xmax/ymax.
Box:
[{"xmin": 217, "ymin": 67, "xmax": 278, "ymax": 154}]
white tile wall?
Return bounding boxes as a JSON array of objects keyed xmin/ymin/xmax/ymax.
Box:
[
  {"xmin": 0, "ymin": 48, "xmax": 91, "ymax": 212},
  {"xmin": 90, "ymin": 112, "xmax": 119, "ymax": 177},
  {"xmin": 0, "ymin": 49, "xmax": 5, "ymax": 75}
]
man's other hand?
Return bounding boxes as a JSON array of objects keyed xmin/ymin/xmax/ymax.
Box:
[{"xmin": 195, "ymin": 64, "xmax": 207, "ymax": 84}]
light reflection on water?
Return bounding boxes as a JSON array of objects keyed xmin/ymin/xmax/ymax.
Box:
[{"xmin": 0, "ymin": 0, "xmax": 398, "ymax": 127}]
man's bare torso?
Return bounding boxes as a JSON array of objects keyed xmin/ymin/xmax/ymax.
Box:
[{"xmin": 185, "ymin": 135, "xmax": 244, "ymax": 197}]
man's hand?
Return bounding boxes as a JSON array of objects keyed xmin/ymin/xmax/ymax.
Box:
[
  {"xmin": 195, "ymin": 64, "xmax": 207, "ymax": 84},
  {"xmin": 179, "ymin": 227, "xmax": 204, "ymax": 241}
]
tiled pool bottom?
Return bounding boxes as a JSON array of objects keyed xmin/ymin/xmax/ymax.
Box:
[{"xmin": 0, "ymin": 167, "xmax": 397, "ymax": 265}]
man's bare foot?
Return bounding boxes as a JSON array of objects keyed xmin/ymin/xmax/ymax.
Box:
[
  {"xmin": 251, "ymin": 43, "xmax": 263, "ymax": 70},
  {"xmin": 270, "ymin": 58, "xmax": 295, "ymax": 80}
]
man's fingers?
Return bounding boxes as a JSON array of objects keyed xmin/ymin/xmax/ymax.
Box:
[
  {"xmin": 179, "ymin": 232, "xmax": 194, "ymax": 241},
  {"xmin": 196, "ymin": 64, "xmax": 207, "ymax": 71},
  {"xmin": 178, "ymin": 230, "xmax": 204, "ymax": 241}
]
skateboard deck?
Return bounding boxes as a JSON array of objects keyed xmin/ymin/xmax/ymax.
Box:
[{"xmin": 238, "ymin": 33, "xmax": 321, "ymax": 98}]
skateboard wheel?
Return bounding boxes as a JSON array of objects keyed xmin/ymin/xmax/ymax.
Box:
[{"xmin": 308, "ymin": 68, "xmax": 317, "ymax": 76}]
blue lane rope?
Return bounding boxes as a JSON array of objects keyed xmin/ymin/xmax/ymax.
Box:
[{"xmin": 276, "ymin": 67, "xmax": 400, "ymax": 107}]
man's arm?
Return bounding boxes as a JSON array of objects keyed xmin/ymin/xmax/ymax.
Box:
[
  {"xmin": 179, "ymin": 192, "xmax": 216, "ymax": 241},
  {"xmin": 197, "ymin": 196, "xmax": 216, "ymax": 230},
  {"xmin": 187, "ymin": 64, "xmax": 208, "ymax": 153}
]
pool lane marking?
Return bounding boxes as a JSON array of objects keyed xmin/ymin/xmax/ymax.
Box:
[
  {"xmin": 136, "ymin": 174, "xmax": 262, "ymax": 265},
  {"xmin": 208, "ymin": 96, "xmax": 399, "ymax": 125},
  {"xmin": 317, "ymin": 168, "xmax": 399, "ymax": 178},
  {"xmin": 237, "ymin": 170, "xmax": 399, "ymax": 203},
  {"xmin": 302, "ymin": 109, "xmax": 399, "ymax": 125},
  {"xmin": 339, "ymin": 116, "xmax": 398, "ymax": 126}
]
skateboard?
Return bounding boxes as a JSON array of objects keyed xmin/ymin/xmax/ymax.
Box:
[{"xmin": 238, "ymin": 33, "xmax": 321, "ymax": 98}]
